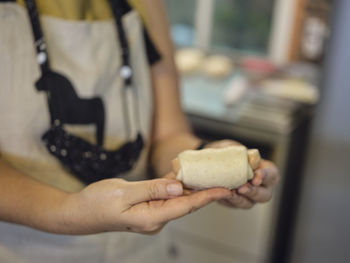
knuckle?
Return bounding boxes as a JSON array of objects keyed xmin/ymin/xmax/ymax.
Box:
[
  {"xmin": 225, "ymin": 200, "xmax": 239, "ymax": 208},
  {"xmin": 263, "ymin": 192, "xmax": 273, "ymax": 202},
  {"xmin": 240, "ymin": 200, "xmax": 255, "ymax": 209},
  {"xmin": 110, "ymin": 178, "xmax": 128, "ymax": 190},
  {"xmin": 187, "ymin": 206, "xmax": 199, "ymax": 214},
  {"xmin": 248, "ymin": 187, "xmax": 259, "ymax": 199},
  {"xmin": 138, "ymin": 217, "xmax": 161, "ymax": 233},
  {"xmin": 142, "ymin": 222, "xmax": 160, "ymax": 233},
  {"xmin": 234, "ymin": 197, "xmax": 254, "ymax": 209},
  {"xmin": 148, "ymin": 183, "xmax": 163, "ymax": 199},
  {"xmin": 112, "ymin": 178, "xmax": 127, "ymax": 184},
  {"xmin": 231, "ymin": 196, "xmax": 244, "ymax": 206},
  {"xmin": 236, "ymin": 196, "xmax": 245, "ymax": 204}
]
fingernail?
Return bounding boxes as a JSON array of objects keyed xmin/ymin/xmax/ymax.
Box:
[
  {"xmin": 167, "ymin": 183, "xmax": 183, "ymax": 196},
  {"xmin": 239, "ymin": 186, "xmax": 250, "ymax": 194},
  {"xmin": 253, "ymin": 178, "xmax": 262, "ymax": 186}
]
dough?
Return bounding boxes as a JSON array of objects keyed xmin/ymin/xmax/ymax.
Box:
[
  {"xmin": 172, "ymin": 146, "xmax": 258, "ymax": 190},
  {"xmin": 247, "ymin": 149, "xmax": 261, "ymax": 170},
  {"xmin": 175, "ymin": 48, "xmax": 205, "ymax": 74},
  {"xmin": 201, "ymin": 55, "xmax": 233, "ymax": 78}
]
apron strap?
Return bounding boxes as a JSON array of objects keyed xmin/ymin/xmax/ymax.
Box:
[
  {"xmin": 24, "ymin": 0, "xmax": 50, "ymax": 73},
  {"xmin": 24, "ymin": 0, "xmax": 142, "ymax": 136},
  {"xmin": 108, "ymin": 0, "xmax": 133, "ymax": 86},
  {"xmin": 108, "ymin": 0, "xmax": 141, "ymax": 135},
  {"xmin": 24, "ymin": 0, "xmax": 134, "ymax": 87}
]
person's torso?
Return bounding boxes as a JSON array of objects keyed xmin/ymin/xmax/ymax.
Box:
[
  {"xmin": 0, "ymin": 0, "xmax": 154, "ymax": 192},
  {"xmin": 0, "ymin": 2, "xmax": 171, "ymax": 263}
]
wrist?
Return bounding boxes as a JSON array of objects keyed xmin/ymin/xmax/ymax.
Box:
[
  {"xmin": 26, "ymin": 190, "xmax": 73, "ymax": 234},
  {"xmin": 53, "ymin": 191, "xmax": 97, "ymax": 235},
  {"xmin": 151, "ymin": 132, "xmax": 201, "ymax": 176},
  {"xmin": 55, "ymin": 186, "xmax": 119, "ymax": 235},
  {"xmin": 53, "ymin": 193, "xmax": 79, "ymax": 234}
]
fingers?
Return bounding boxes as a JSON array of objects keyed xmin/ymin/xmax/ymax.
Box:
[
  {"xmin": 126, "ymin": 178, "xmax": 183, "ymax": 205},
  {"xmin": 205, "ymin": 140, "xmax": 242, "ymax": 149},
  {"xmin": 164, "ymin": 172, "xmax": 177, "ymax": 180},
  {"xmin": 237, "ymin": 159, "xmax": 279, "ymax": 204},
  {"xmin": 257, "ymin": 160, "xmax": 279, "ymax": 187},
  {"xmin": 153, "ymin": 188, "xmax": 231, "ymax": 223},
  {"xmin": 251, "ymin": 160, "xmax": 279, "ymax": 187},
  {"xmin": 238, "ymin": 184, "xmax": 273, "ymax": 203},
  {"xmin": 218, "ymin": 192, "xmax": 255, "ymax": 209},
  {"xmin": 251, "ymin": 170, "xmax": 264, "ymax": 186},
  {"xmin": 172, "ymin": 158, "xmax": 181, "ymax": 174}
]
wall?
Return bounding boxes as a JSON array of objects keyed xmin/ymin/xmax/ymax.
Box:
[{"xmin": 291, "ymin": 0, "xmax": 350, "ymax": 262}]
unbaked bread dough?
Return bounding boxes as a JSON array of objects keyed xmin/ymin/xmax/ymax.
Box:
[
  {"xmin": 247, "ymin": 149, "xmax": 261, "ymax": 170},
  {"xmin": 172, "ymin": 146, "xmax": 259, "ymax": 190},
  {"xmin": 175, "ymin": 48, "xmax": 205, "ymax": 74},
  {"xmin": 201, "ymin": 55, "xmax": 233, "ymax": 78}
]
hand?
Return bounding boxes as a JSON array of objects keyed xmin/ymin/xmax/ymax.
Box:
[
  {"xmin": 62, "ymin": 177, "xmax": 231, "ymax": 235},
  {"xmin": 204, "ymin": 139, "xmax": 280, "ymax": 209},
  {"xmin": 219, "ymin": 159, "xmax": 279, "ymax": 209}
]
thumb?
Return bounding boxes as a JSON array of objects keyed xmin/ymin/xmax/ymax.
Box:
[{"xmin": 127, "ymin": 179, "xmax": 183, "ymax": 205}]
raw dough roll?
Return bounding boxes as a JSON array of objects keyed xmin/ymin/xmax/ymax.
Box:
[
  {"xmin": 247, "ymin": 149, "xmax": 261, "ymax": 170},
  {"xmin": 172, "ymin": 146, "xmax": 257, "ymax": 190},
  {"xmin": 201, "ymin": 55, "xmax": 233, "ymax": 78},
  {"xmin": 175, "ymin": 48, "xmax": 205, "ymax": 74}
]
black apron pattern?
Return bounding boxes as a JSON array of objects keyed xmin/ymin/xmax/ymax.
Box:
[
  {"xmin": 36, "ymin": 71, "xmax": 105, "ymax": 146},
  {"xmin": 24, "ymin": 0, "xmax": 144, "ymax": 184}
]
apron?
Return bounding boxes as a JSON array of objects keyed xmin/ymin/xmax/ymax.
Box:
[{"xmin": 0, "ymin": 2, "xmax": 170, "ymax": 262}]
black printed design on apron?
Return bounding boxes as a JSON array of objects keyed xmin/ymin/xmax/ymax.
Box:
[
  {"xmin": 35, "ymin": 71, "xmax": 106, "ymax": 146},
  {"xmin": 24, "ymin": 0, "xmax": 144, "ymax": 184}
]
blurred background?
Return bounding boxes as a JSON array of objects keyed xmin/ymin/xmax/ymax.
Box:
[{"xmin": 162, "ymin": 0, "xmax": 350, "ymax": 262}]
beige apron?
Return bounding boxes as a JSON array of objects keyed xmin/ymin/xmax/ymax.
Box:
[{"xmin": 0, "ymin": 3, "xmax": 170, "ymax": 262}]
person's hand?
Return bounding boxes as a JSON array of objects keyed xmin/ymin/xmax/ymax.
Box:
[
  {"xmin": 219, "ymin": 159, "xmax": 279, "ymax": 209},
  {"xmin": 61, "ymin": 177, "xmax": 231, "ymax": 235},
  {"xmin": 204, "ymin": 140, "xmax": 280, "ymax": 209}
]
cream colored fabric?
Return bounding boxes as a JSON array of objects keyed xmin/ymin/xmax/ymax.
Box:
[
  {"xmin": 0, "ymin": 3, "xmax": 153, "ymax": 191},
  {"xmin": 0, "ymin": 222, "xmax": 168, "ymax": 263},
  {"xmin": 16, "ymin": 0, "xmax": 146, "ymax": 21},
  {"xmin": 0, "ymin": 3, "xmax": 167, "ymax": 263},
  {"xmin": 176, "ymin": 146, "xmax": 254, "ymax": 190}
]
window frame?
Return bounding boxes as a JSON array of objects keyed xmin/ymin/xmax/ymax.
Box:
[{"xmin": 192, "ymin": 0, "xmax": 297, "ymax": 64}]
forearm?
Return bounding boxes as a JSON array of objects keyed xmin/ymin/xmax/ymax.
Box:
[
  {"xmin": 0, "ymin": 159, "xmax": 70, "ymax": 233},
  {"xmin": 0, "ymin": 158, "xmax": 231, "ymax": 236},
  {"xmin": 142, "ymin": 0, "xmax": 235, "ymax": 175},
  {"xmin": 149, "ymin": 59, "xmax": 202, "ymax": 176},
  {"xmin": 151, "ymin": 131, "xmax": 201, "ymax": 176},
  {"xmin": 149, "ymin": 62, "xmax": 243, "ymax": 175}
]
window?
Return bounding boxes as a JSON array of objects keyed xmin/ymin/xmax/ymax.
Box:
[
  {"xmin": 211, "ymin": 0, "xmax": 275, "ymax": 54},
  {"xmin": 165, "ymin": 0, "xmax": 297, "ymax": 63},
  {"xmin": 165, "ymin": 0, "xmax": 197, "ymax": 47}
]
